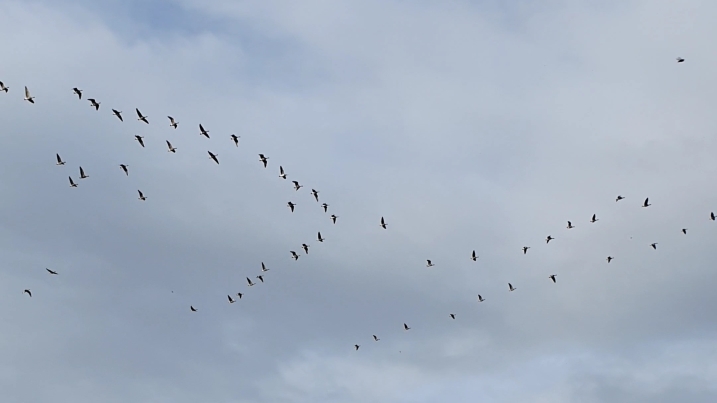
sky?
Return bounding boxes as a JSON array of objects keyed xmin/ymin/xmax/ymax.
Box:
[{"xmin": 0, "ymin": 0, "xmax": 716, "ymax": 401}]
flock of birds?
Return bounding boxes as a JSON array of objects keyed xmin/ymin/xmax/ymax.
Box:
[{"xmin": 4, "ymin": 56, "xmax": 715, "ymax": 351}]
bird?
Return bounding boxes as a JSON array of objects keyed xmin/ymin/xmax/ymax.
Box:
[
  {"xmin": 208, "ymin": 151, "xmax": 219, "ymax": 164},
  {"xmin": 302, "ymin": 243, "xmax": 310, "ymax": 254},
  {"xmin": 711, "ymin": 212, "xmax": 715, "ymax": 221},
  {"xmin": 0, "ymin": 81, "xmax": 8, "ymax": 92},
  {"xmin": 330, "ymin": 214, "xmax": 338, "ymax": 224},
  {"xmin": 24, "ymin": 289, "xmax": 32, "ymax": 297},
  {"xmin": 228, "ymin": 295, "xmax": 235, "ymax": 303},
  {"xmin": 24, "ymin": 86, "xmax": 34, "ymax": 103},
  {"xmin": 72, "ymin": 87, "xmax": 82, "ymax": 99},
  {"xmin": 549, "ymin": 275, "xmax": 557, "ymax": 283},
  {"xmin": 166, "ymin": 140, "xmax": 177, "ymax": 153},
  {"xmin": 676, "ymin": 57, "xmax": 685, "ymax": 63},
  {"xmin": 403, "ymin": 323, "xmax": 411, "ymax": 331},
  {"xmin": 88, "ymin": 98, "xmax": 100, "ymax": 110},
  {"xmin": 246, "ymin": 277, "xmax": 255, "ymax": 287},
  {"xmin": 522, "ymin": 246, "xmax": 530, "ymax": 254},
  {"xmin": 642, "ymin": 198, "xmax": 651, "ymax": 207},
  {"xmin": 46, "ymin": 268, "xmax": 58, "ymax": 275},
  {"xmin": 168, "ymin": 116, "xmax": 178, "ymax": 129},
  {"xmin": 449, "ymin": 314, "xmax": 456, "ymax": 320},
  {"xmin": 134, "ymin": 135, "xmax": 145, "ymax": 147},
  {"xmin": 198, "ymin": 124, "xmax": 210, "ymax": 139},
  {"xmin": 292, "ymin": 181, "xmax": 303, "ymax": 191},
  {"xmin": 477, "ymin": 295, "xmax": 485, "ymax": 302},
  {"xmin": 311, "ymin": 189, "xmax": 319, "ymax": 202},
  {"xmin": 650, "ymin": 243, "xmax": 658, "ymax": 250},
  {"xmin": 567, "ymin": 221, "xmax": 575, "ymax": 229},
  {"xmin": 373, "ymin": 335, "xmax": 380, "ymax": 341},
  {"xmin": 279, "ymin": 166, "xmax": 287, "ymax": 179},
  {"xmin": 236, "ymin": 293, "xmax": 243, "ymax": 299},
  {"xmin": 119, "ymin": 164, "xmax": 129, "ymax": 176},
  {"xmin": 56, "ymin": 153, "xmax": 65, "ymax": 166},
  {"xmin": 317, "ymin": 232, "xmax": 325, "ymax": 242},
  {"xmin": 261, "ymin": 262, "xmax": 269, "ymax": 272},
  {"xmin": 256, "ymin": 275, "xmax": 264, "ymax": 283},
  {"xmin": 136, "ymin": 108, "xmax": 149, "ymax": 124},
  {"xmin": 508, "ymin": 283, "xmax": 516, "ymax": 292},
  {"xmin": 546, "ymin": 235, "xmax": 554, "ymax": 243},
  {"xmin": 259, "ymin": 154, "xmax": 269, "ymax": 167},
  {"xmin": 287, "ymin": 201, "xmax": 296, "ymax": 212},
  {"xmin": 68, "ymin": 176, "xmax": 78, "ymax": 188},
  {"xmin": 426, "ymin": 260, "xmax": 435, "ymax": 267},
  {"xmin": 137, "ymin": 190, "xmax": 146, "ymax": 201},
  {"xmin": 471, "ymin": 250, "xmax": 478, "ymax": 261},
  {"xmin": 682, "ymin": 228, "xmax": 687, "ymax": 234},
  {"xmin": 79, "ymin": 167, "xmax": 89, "ymax": 179},
  {"xmin": 322, "ymin": 203, "xmax": 329, "ymax": 212},
  {"xmin": 354, "ymin": 345, "xmax": 360, "ymax": 351},
  {"xmin": 112, "ymin": 109, "xmax": 123, "ymax": 121},
  {"xmin": 380, "ymin": 217, "xmax": 387, "ymax": 229},
  {"xmin": 290, "ymin": 251, "xmax": 299, "ymax": 260},
  {"xmin": 590, "ymin": 214, "xmax": 598, "ymax": 223},
  {"xmin": 616, "ymin": 195, "xmax": 625, "ymax": 202},
  {"xmin": 231, "ymin": 134, "xmax": 240, "ymax": 147},
  {"xmin": 190, "ymin": 306, "xmax": 197, "ymax": 312},
  {"xmin": 606, "ymin": 256, "xmax": 614, "ymax": 263}
]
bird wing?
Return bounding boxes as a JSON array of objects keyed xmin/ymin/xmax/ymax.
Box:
[
  {"xmin": 56, "ymin": 154, "xmax": 62, "ymax": 163},
  {"xmin": 80, "ymin": 167, "xmax": 85, "ymax": 176},
  {"xmin": 25, "ymin": 86, "xmax": 30, "ymax": 97},
  {"xmin": 135, "ymin": 108, "xmax": 142, "ymax": 118},
  {"xmin": 138, "ymin": 190, "xmax": 143, "ymax": 197}
]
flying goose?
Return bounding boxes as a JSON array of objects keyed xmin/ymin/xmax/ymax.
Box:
[
  {"xmin": 330, "ymin": 214, "xmax": 338, "ymax": 224},
  {"xmin": 259, "ymin": 154, "xmax": 269, "ymax": 167},
  {"xmin": 88, "ymin": 98, "xmax": 100, "ymax": 110},
  {"xmin": 549, "ymin": 275, "xmax": 557, "ymax": 283},
  {"xmin": 228, "ymin": 295, "xmax": 235, "ymax": 303},
  {"xmin": 208, "ymin": 151, "xmax": 219, "ymax": 164},
  {"xmin": 112, "ymin": 109, "xmax": 123, "ymax": 121},
  {"xmin": 477, "ymin": 295, "xmax": 485, "ymax": 302},
  {"xmin": 256, "ymin": 275, "xmax": 264, "ymax": 283},
  {"xmin": 355, "ymin": 345, "xmax": 360, "ymax": 351},
  {"xmin": 56, "ymin": 154, "xmax": 65, "ymax": 166},
  {"xmin": 168, "ymin": 116, "xmax": 178, "ymax": 129},
  {"xmin": 68, "ymin": 176, "xmax": 78, "ymax": 188},
  {"xmin": 373, "ymin": 335, "xmax": 380, "ymax": 341},
  {"xmin": 73, "ymin": 88, "xmax": 82, "ymax": 99},
  {"xmin": 136, "ymin": 108, "xmax": 149, "ymax": 124},
  {"xmin": 508, "ymin": 283, "xmax": 516, "ymax": 292},
  {"xmin": 119, "ymin": 164, "xmax": 129, "ymax": 176},
  {"xmin": 426, "ymin": 260, "xmax": 435, "ymax": 267},
  {"xmin": 616, "ymin": 195, "xmax": 625, "ymax": 202},
  {"xmin": 650, "ymin": 243, "xmax": 658, "ymax": 250},
  {"xmin": 24, "ymin": 86, "xmax": 34, "ymax": 103},
  {"xmin": 311, "ymin": 189, "xmax": 319, "ymax": 202},
  {"xmin": 676, "ymin": 57, "xmax": 685, "ymax": 63},
  {"xmin": 0, "ymin": 81, "xmax": 8, "ymax": 92},
  {"xmin": 322, "ymin": 203, "xmax": 329, "ymax": 212},
  {"xmin": 236, "ymin": 293, "xmax": 243, "ymax": 299},
  {"xmin": 166, "ymin": 140, "xmax": 176, "ymax": 153},
  {"xmin": 403, "ymin": 323, "xmax": 411, "ymax": 331},
  {"xmin": 471, "ymin": 250, "xmax": 478, "ymax": 261},
  {"xmin": 682, "ymin": 228, "xmax": 687, "ymax": 234},
  {"xmin": 302, "ymin": 243, "xmax": 310, "ymax": 254},
  {"xmin": 292, "ymin": 181, "xmax": 303, "ymax": 191},
  {"xmin": 279, "ymin": 166, "xmax": 287, "ymax": 179},
  {"xmin": 546, "ymin": 235, "xmax": 554, "ymax": 243},
  {"xmin": 261, "ymin": 262, "xmax": 269, "ymax": 272},
  {"xmin": 137, "ymin": 190, "xmax": 146, "ymax": 201},
  {"xmin": 522, "ymin": 246, "xmax": 530, "ymax": 254},
  {"xmin": 317, "ymin": 232, "xmax": 325, "ymax": 242},
  {"xmin": 380, "ymin": 217, "xmax": 387, "ymax": 229},
  {"xmin": 590, "ymin": 214, "xmax": 598, "ymax": 223},
  {"xmin": 134, "ymin": 135, "xmax": 145, "ymax": 147},
  {"xmin": 190, "ymin": 306, "xmax": 197, "ymax": 312},
  {"xmin": 246, "ymin": 277, "xmax": 255, "ymax": 287},
  {"xmin": 231, "ymin": 134, "xmax": 240, "ymax": 147},
  {"xmin": 199, "ymin": 124, "xmax": 210, "ymax": 138},
  {"xmin": 567, "ymin": 221, "xmax": 575, "ymax": 229},
  {"xmin": 290, "ymin": 251, "xmax": 299, "ymax": 260},
  {"xmin": 46, "ymin": 268, "xmax": 58, "ymax": 275},
  {"xmin": 642, "ymin": 198, "xmax": 651, "ymax": 208},
  {"xmin": 606, "ymin": 256, "xmax": 613, "ymax": 263},
  {"xmin": 287, "ymin": 201, "xmax": 296, "ymax": 212},
  {"xmin": 24, "ymin": 289, "xmax": 32, "ymax": 297},
  {"xmin": 79, "ymin": 166, "xmax": 89, "ymax": 179},
  {"xmin": 449, "ymin": 314, "xmax": 456, "ymax": 320}
]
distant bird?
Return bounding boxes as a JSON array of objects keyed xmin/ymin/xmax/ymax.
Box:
[
  {"xmin": 88, "ymin": 98, "xmax": 100, "ymax": 110},
  {"xmin": 56, "ymin": 153, "xmax": 65, "ymax": 166},
  {"xmin": 73, "ymin": 87, "xmax": 82, "ymax": 99},
  {"xmin": 676, "ymin": 57, "xmax": 685, "ymax": 63},
  {"xmin": 606, "ymin": 256, "xmax": 614, "ymax": 263},
  {"xmin": 208, "ymin": 151, "xmax": 219, "ymax": 164},
  {"xmin": 508, "ymin": 283, "xmax": 516, "ymax": 292},
  {"xmin": 546, "ymin": 235, "xmax": 554, "ymax": 243},
  {"xmin": 228, "ymin": 295, "xmax": 235, "ymax": 303},
  {"xmin": 380, "ymin": 217, "xmax": 387, "ymax": 229},
  {"xmin": 168, "ymin": 116, "xmax": 178, "ymax": 129},
  {"xmin": 290, "ymin": 251, "xmax": 299, "ymax": 260},
  {"xmin": 426, "ymin": 260, "xmax": 435, "ymax": 267},
  {"xmin": 79, "ymin": 166, "xmax": 89, "ymax": 179},
  {"xmin": 590, "ymin": 214, "xmax": 598, "ymax": 223},
  {"xmin": 682, "ymin": 228, "xmax": 687, "ymax": 234},
  {"xmin": 330, "ymin": 214, "xmax": 338, "ymax": 224},
  {"xmin": 311, "ymin": 189, "xmax": 319, "ymax": 202},
  {"xmin": 354, "ymin": 344, "xmax": 360, "ymax": 351},
  {"xmin": 373, "ymin": 335, "xmax": 380, "ymax": 341},
  {"xmin": 279, "ymin": 166, "xmax": 287, "ymax": 179},
  {"xmin": 236, "ymin": 293, "xmax": 243, "ymax": 299},
  {"xmin": 642, "ymin": 198, "xmax": 651, "ymax": 208},
  {"xmin": 522, "ymin": 246, "xmax": 530, "ymax": 254},
  {"xmin": 302, "ymin": 243, "xmax": 310, "ymax": 254},
  {"xmin": 119, "ymin": 164, "xmax": 129, "ymax": 176},
  {"xmin": 711, "ymin": 212, "xmax": 715, "ymax": 221},
  {"xmin": 259, "ymin": 154, "xmax": 269, "ymax": 167},
  {"xmin": 68, "ymin": 176, "xmax": 78, "ymax": 188},
  {"xmin": 24, "ymin": 86, "xmax": 34, "ymax": 103},
  {"xmin": 0, "ymin": 81, "xmax": 8, "ymax": 92},
  {"xmin": 231, "ymin": 134, "xmax": 240, "ymax": 147},
  {"xmin": 190, "ymin": 306, "xmax": 197, "ymax": 312},
  {"xmin": 403, "ymin": 323, "xmax": 410, "ymax": 331},
  {"xmin": 317, "ymin": 232, "xmax": 325, "ymax": 242},
  {"xmin": 246, "ymin": 277, "xmax": 255, "ymax": 287},
  {"xmin": 134, "ymin": 135, "xmax": 145, "ymax": 147},
  {"xmin": 292, "ymin": 181, "xmax": 303, "ymax": 191},
  {"xmin": 112, "ymin": 109, "xmax": 123, "ymax": 121},
  {"xmin": 549, "ymin": 275, "xmax": 557, "ymax": 283},
  {"xmin": 616, "ymin": 195, "xmax": 625, "ymax": 202},
  {"xmin": 199, "ymin": 124, "xmax": 210, "ymax": 138},
  {"xmin": 261, "ymin": 262, "xmax": 269, "ymax": 272},
  {"xmin": 287, "ymin": 201, "xmax": 296, "ymax": 212},
  {"xmin": 166, "ymin": 140, "xmax": 177, "ymax": 153},
  {"xmin": 46, "ymin": 268, "xmax": 58, "ymax": 275},
  {"xmin": 24, "ymin": 289, "xmax": 32, "ymax": 297},
  {"xmin": 449, "ymin": 314, "xmax": 455, "ymax": 320},
  {"xmin": 567, "ymin": 221, "xmax": 575, "ymax": 229},
  {"xmin": 471, "ymin": 250, "xmax": 478, "ymax": 261},
  {"xmin": 650, "ymin": 243, "xmax": 658, "ymax": 250},
  {"xmin": 256, "ymin": 275, "xmax": 264, "ymax": 283},
  {"xmin": 477, "ymin": 295, "xmax": 485, "ymax": 302},
  {"xmin": 137, "ymin": 190, "xmax": 146, "ymax": 201},
  {"xmin": 322, "ymin": 203, "xmax": 329, "ymax": 212},
  {"xmin": 136, "ymin": 108, "xmax": 149, "ymax": 124}
]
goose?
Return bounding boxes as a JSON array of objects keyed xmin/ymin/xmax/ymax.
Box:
[
  {"xmin": 236, "ymin": 293, "xmax": 243, "ymax": 299},
  {"xmin": 134, "ymin": 135, "xmax": 145, "ymax": 147},
  {"xmin": 79, "ymin": 166, "xmax": 89, "ymax": 179},
  {"xmin": 56, "ymin": 154, "xmax": 65, "ymax": 166},
  {"xmin": 522, "ymin": 246, "xmax": 530, "ymax": 254},
  {"xmin": 24, "ymin": 86, "xmax": 34, "ymax": 103},
  {"xmin": 231, "ymin": 134, "xmax": 240, "ymax": 147},
  {"xmin": 642, "ymin": 198, "xmax": 651, "ymax": 208},
  {"xmin": 676, "ymin": 57, "xmax": 685, "ymax": 63},
  {"xmin": 330, "ymin": 214, "xmax": 338, "ymax": 224},
  {"xmin": 292, "ymin": 181, "xmax": 303, "ymax": 191},
  {"xmin": 317, "ymin": 232, "xmax": 325, "ymax": 242},
  {"xmin": 682, "ymin": 228, "xmax": 687, "ymax": 234},
  {"xmin": 590, "ymin": 214, "xmax": 598, "ymax": 223},
  {"xmin": 0, "ymin": 81, "xmax": 8, "ymax": 92},
  {"xmin": 403, "ymin": 323, "xmax": 411, "ymax": 331},
  {"xmin": 606, "ymin": 256, "xmax": 613, "ymax": 263},
  {"xmin": 426, "ymin": 259, "xmax": 435, "ymax": 267},
  {"xmin": 261, "ymin": 262, "xmax": 269, "ymax": 272},
  {"xmin": 279, "ymin": 166, "xmax": 287, "ymax": 179},
  {"xmin": 449, "ymin": 314, "xmax": 456, "ymax": 319},
  {"xmin": 168, "ymin": 116, "xmax": 178, "ymax": 129},
  {"xmin": 546, "ymin": 235, "xmax": 554, "ymax": 243},
  {"xmin": 166, "ymin": 140, "xmax": 177, "ymax": 153},
  {"xmin": 287, "ymin": 201, "xmax": 296, "ymax": 212},
  {"xmin": 650, "ymin": 243, "xmax": 658, "ymax": 250},
  {"xmin": 471, "ymin": 250, "xmax": 478, "ymax": 261},
  {"xmin": 302, "ymin": 243, "xmax": 310, "ymax": 254},
  {"xmin": 137, "ymin": 190, "xmax": 146, "ymax": 201},
  {"xmin": 208, "ymin": 151, "xmax": 219, "ymax": 164},
  {"xmin": 616, "ymin": 195, "xmax": 625, "ymax": 202},
  {"xmin": 380, "ymin": 217, "xmax": 387, "ymax": 229},
  {"xmin": 73, "ymin": 87, "xmax": 82, "ymax": 99},
  {"xmin": 322, "ymin": 203, "xmax": 329, "ymax": 212},
  {"xmin": 46, "ymin": 268, "xmax": 58, "ymax": 275},
  {"xmin": 354, "ymin": 345, "xmax": 360, "ymax": 351},
  {"xmin": 311, "ymin": 189, "xmax": 319, "ymax": 202},
  {"xmin": 119, "ymin": 164, "xmax": 129, "ymax": 176},
  {"xmin": 508, "ymin": 283, "xmax": 516, "ymax": 292},
  {"xmin": 112, "ymin": 109, "xmax": 123, "ymax": 121},
  {"xmin": 290, "ymin": 251, "xmax": 299, "ymax": 260},
  {"xmin": 567, "ymin": 221, "xmax": 575, "ymax": 229},
  {"xmin": 256, "ymin": 275, "xmax": 264, "ymax": 283},
  {"xmin": 228, "ymin": 295, "xmax": 235, "ymax": 303},
  {"xmin": 190, "ymin": 306, "xmax": 197, "ymax": 312},
  {"xmin": 199, "ymin": 124, "xmax": 210, "ymax": 138},
  {"xmin": 136, "ymin": 108, "xmax": 149, "ymax": 124},
  {"xmin": 549, "ymin": 274, "xmax": 557, "ymax": 283},
  {"xmin": 68, "ymin": 176, "xmax": 78, "ymax": 188},
  {"xmin": 477, "ymin": 295, "xmax": 485, "ymax": 302},
  {"xmin": 711, "ymin": 212, "xmax": 715, "ymax": 221},
  {"xmin": 24, "ymin": 289, "xmax": 32, "ymax": 297},
  {"xmin": 259, "ymin": 154, "xmax": 269, "ymax": 167},
  {"xmin": 88, "ymin": 98, "xmax": 100, "ymax": 110},
  {"xmin": 246, "ymin": 277, "xmax": 255, "ymax": 287},
  {"xmin": 373, "ymin": 335, "xmax": 380, "ymax": 341}
]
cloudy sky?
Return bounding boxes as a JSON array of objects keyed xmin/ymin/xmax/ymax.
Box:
[{"xmin": 1, "ymin": 0, "xmax": 716, "ymax": 401}]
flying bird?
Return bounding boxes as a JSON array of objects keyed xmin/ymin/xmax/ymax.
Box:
[
  {"xmin": 403, "ymin": 323, "xmax": 411, "ymax": 331},
  {"xmin": 24, "ymin": 289, "xmax": 32, "ymax": 297},
  {"xmin": 355, "ymin": 345, "xmax": 360, "ymax": 351},
  {"xmin": 236, "ymin": 293, "xmax": 243, "ymax": 299},
  {"xmin": 508, "ymin": 283, "xmax": 516, "ymax": 292},
  {"xmin": 330, "ymin": 214, "xmax": 338, "ymax": 224},
  {"xmin": 616, "ymin": 195, "xmax": 625, "ymax": 202},
  {"xmin": 471, "ymin": 250, "xmax": 478, "ymax": 261},
  {"xmin": 256, "ymin": 275, "xmax": 264, "ymax": 283},
  {"xmin": 112, "ymin": 109, "xmax": 123, "ymax": 121},
  {"xmin": 302, "ymin": 243, "xmax": 310, "ymax": 254},
  {"xmin": 199, "ymin": 124, "xmax": 210, "ymax": 138},
  {"xmin": 290, "ymin": 251, "xmax": 299, "ymax": 260},
  {"xmin": 119, "ymin": 164, "xmax": 129, "ymax": 176},
  {"xmin": 650, "ymin": 243, "xmax": 658, "ymax": 250},
  {"xmin": 166, "ymin": 140, "xmax": 177, "ymax": 153},
  {"xmin": 134, "ymin": 135, "xmax": 145, "ymax": 147},
  {"xmin": 137, "ymin": 190, "xmax": 146, "ymax": 201},
  {"xmin": 449, "ymin": 314, "xmax": 456, "ymax": 320},
  {"xmin": 311, "ymin": 189, "xmax": 319, "ymax": 202},
  {"xmin": 567, "ymin": 221, "xmax": 575, "ymax": 229},
  {"xmin": 590, "ymin": 214, "xmax": 598, "ymax": 223},
  {"xmin": 642, "ymin": 198, "xmax": 651, "ymax": 208},
  {"xmin": 426, "ymin": 260, "xmax": 435, "ymax": 267},
  {"xmin": 0, "ymin": 81, "xmax": 8, "ymax": 92},
  {"xmin": 546, "ymin": 235, "xmax": 554, "ymax": 243},
  {"xmin": 279, "ymin": 166, "xmax": 287, "ymax": 179},
  {"xmin": 88, "ymin": 98, "xmax": 100, "ymax": 110},
  {"xmin": 168, "ymin": 116, "xmax": 178, "ymax": 129},
  {"xmin": 208, "ymin": 151, "xmax": 219, "ymax": 164},
  {"xmin": 72, "ymin": 88, "xmax": 82, "ymax": 99},
  {"xmin": 477, "ymin": 295, "xmax": 485, "ymax": 302},
  {"xmin": 261, "ymin": 262, "xmax": 269, "ymax": 272},
  {"xmin": 549, "ymin": 275, "xmax": 557, "ymax": 283},
  {"xmin": 682, "ymin": 228, "xmax": 687, "ymax": 234},
  {"xmin": 231, "ymin": 134, "xmax": 240, "ymax": 147},
  {"xmin": 676, "ymin": 57, "xmax": 685, "ymax": 63},
  {"xmin": 287, "ymin": 201, "xmax": 296, "ymax": 212},
  {"xmin": 79, "ymin": 166, "xmax": 89, "ymax": 179},
  {"xmin": 246, "ymin": 277, "xmax": 255, "ymax": 287},
  {"xmin": 136, "ymin": 108, "xmax": 149, "ymax": 124},
  {"xmin": 292, "ymin": 181, "xmax": 303, "ymax": 191},
  {"xmin": 317, "ymin": 232, "xmax": 325, "ymax": 242},
  {"xmin": 190, "ymin": 306, "xmax": 197, "ymax": 312},
  {"xmin": 522, "ymin": 246, "xmax": 530, "ymax": 254},
  {"xmin": 68, "ymin": 176, "xmax": 78, "ymax": 188},
  {"xmin": 373, "ymin": 335, "xmax": 380, "ymax": 341},
  {"xmin": 607, "ymin": 256, "xmax": 614, "ymax": 263},
  {"xmin": 46, "ymin": 268, "xmax": 58, "ymax": 275},
  {"xmin": 56, "ymin": 154, "xmax": 65, "ymax": 166},
  {"xmin": 322, "ymin": 203, "xmax": 329, "ymax": 212},
  {"xmin": 259, "ymin": 154, "xmax": 269, "ymax": 167},
  {"xmin": 380, "ymin": 217, "xmax": 387, "ymax": 229},
  {"xmin": 24, "ymin": 86, "xmax": 34, "ymax": 103},
  {"xmin": 228, "ymin": 295, "xmax": 235, "ymax": 303}
]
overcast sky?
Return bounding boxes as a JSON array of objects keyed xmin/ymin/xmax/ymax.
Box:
[{"xmin": 0, "ymin": 0, "xmax": 716, "ymax": 402}]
